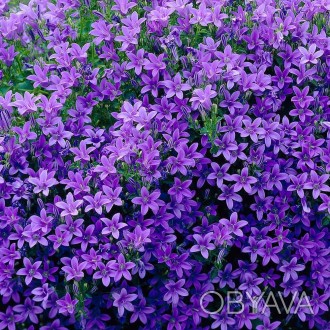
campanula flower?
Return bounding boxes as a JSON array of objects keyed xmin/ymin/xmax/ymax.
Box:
[
  {"xmin": 17, "ymin": 258, "xmax": 43, "ymax": 285},
  {"xmin": 112, "ymin": 288, "xmax": 137, "ymax": 317},
  {"xmin": 132, "ymin": 187, "xmax": 161, "ymax": 215}
]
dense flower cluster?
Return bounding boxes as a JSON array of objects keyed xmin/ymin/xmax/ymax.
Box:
[{"xmin": 0, "ymin": 0, "xmax": 330, "ymax": 329}]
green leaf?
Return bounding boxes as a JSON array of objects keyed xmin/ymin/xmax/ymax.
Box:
[
  {"xmin": 16, "ymin": 80, "xmax": 34, "ymax": 92},
  {"xmin": 322, "ymin": 215, "xmax": 330, "ymax": 227}
]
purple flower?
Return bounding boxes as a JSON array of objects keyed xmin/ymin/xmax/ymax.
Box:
[
  {"xmin": 55, "ymin": 193, "xmax": 83, "ymax": 217},
  {"xmin": 40, "ymin": 319, "xmax": 68, "ymax": 330},
  {"xmin": 207, "ymin": 163, "xmax": 231, "ymax": 188},
  {"xmin": 288, "ymin": 173, "xmax": 308, "ymax": 198},
  {"xmin": 190, "ymin": 2, "xmax": 212, "ymax": 26},
  {"xmin": 12, "ymin": 121, "xmax": 37, "ymax": 144},
  {"xmin": 210, "ymin": 308, "xmax": 235, "ymax": 330},
  {"xmin": 28, "ymin": 169, "xmax": 58, "ymax": 196},
  {"xmin": 81, "ymin": 248, "xmax": 102, "ymax": 271},
  {"xmin": 219, "ymin": 212, "xmax": 248, "ymax": 237},
  {"xmin": 124, "ymin": 225, "xmax": 151, "ymax": 251},
  {"xmin": 263, "ymin": 164, "xmax": 288, "ymax": 191},
  {"xmin": 239, "ymin": 274, "xmax": 264, "ymax": 295},
  {"xmin": 0, "ymin": 307, "xmax": 21, "ymax": 330},
  {"xmin": 144, "ymin": 53, "xmax": 166, "ymax": 76},
  {"xmin": 93, "ymin": 260, "xmax": 115, "ymax": 286},
  {"xmin": 298, "ymin": 44, "xmax": 324, "ymax": 64},
  {"xmin": 83, "ymin": 192, "xmax": 108, "ymax": 214},
  {"xmin": 13, "ymin": 297, "xmax": 43, "ymax": 324},
  {"xmin": 216, "ymin": 44, "xmax": 240, "ymax": 68},
  {"xmin": 240, "ymin": 118, "xmax": 264, "ymax": 143},
  {"xmin": 190, "ymin": 85, "xmax": 217, "ymax": 110},
  {"xmin": 190, "ymin": 233, "xmax": 215, "ymax": 259},
  {"xmin": 149, "ymin": 7, "xmax": 175, "ymax": 27},
  {"xmin": 292, "ymin": 86, "xmax": 314, "ymax": 108},
  {"xmin": 231, "ymin": 167, "xmax": 257, "ymax": 193},
  {"xmin": 71, "ymin": 224, "xmax": 97, "ymax": 252},
  {"xmin": 110, "ymin": 253, "xmax": 135, "ymax": 282},
  {"xmin": 259, "ymin": 241, "xmax": 282, "ymax": 266},
  {"xmin": 61, "ymin": 171, "xmax": 91, "ymax": 196},
  {"xmin": 132, "ymin": 187, "xmax": 161, "ymax": 215},
  {"xmin": 213, "ymin": 263, "xmax": 236, "ymax": 288},
  {"xmin": 304, "ymin": 170, "xmax": 330, "ymax": 199},
  {"xmin": 279, "ymin": 257, "xmax": 305, "ymax": 282},
  {"xmin": 17, "ymin": 258, "xmax": 43, "ymax": 285},
  {"xmin": 220, "ymin": 90, "xmax": 243, "ymax": 113},
  {"xmin": 130, "ymin": 297, "xmax": 155, "ymax": 324},
  {"xmin": 101, "ymin": 213, "xmax": 127, "ymax": 239},
  {"xmin": 141, "ymin": 73, "xmax": 160, "ymax": 97},
  {"xmin": 9, "ymin": 92, "xmax": 40, "ymax": 116},
  {"xmin": 48, "ymin": 122, "xmax": 73, "ymax": 147},
  {"xmin": 163, "ymin": 308, "xmax": 188, "ymax": 330},
  {"xmin": 69, "ymin": 43, "xmax": 90, "ymax": 63},
  {"xmin": 111, "ymin": 0, "xmax": 136, "ymax": 15},
  {"xmin": 167, "ymin": 149, "xmax": 195, "ymax": 175},
  {"xmin": 242, "ymin": 237, "xmax": 264, "ymax": 262},
  {"xmin": 218, "ymin": 185, "xmax": 243, "ymax": 209},
  {"xmin": 256, "ymin": 319, "xmax": 281, "ymax": 330},
  {"xmin": 319, "ymin": 193, "xmax": 330, "ymax": 213},
  {"xmin": 272, "ymin": 66, "xmax": 292, "ymax": 89},
  {"xmin": 261, "ymin": 269, "xmax": 280, "ymax": 288},
  {"xmin": 164, "ymin": 279, "xmax": 188, "ymax": 305},
  {"xmin": 0, "ymin": 243, "xmax": 20, "ymax": 267},
  {"xmin": 27, "ymin": 65, "xmax": 49, "ymax": 88},
  {"xmin": 162, "ymin": 73, "xmax": 191, "ymax": 99},
  {"xmin": 281, "ymin": 276, "xmax": 304, "ymax": 296},
  {"xmin": 259, "ymin": 120, "xmax": 280, "ymax": 147},
  {"xmin": 122, "ymin": 11, "xmax": 146, "ymax": 33},
  {"xmin": 116, "ymin": 100, "xmax": 143, "ymax": 123},
  {"xmin": 168, "ymin": 178, "xmax": 193, "ymax": 203},
  {"xmin": 90, "ymin": 20, "xmax": 113, "ymax": 45},
  {"xmin": 112, "ymin": 288, "xmax": 137, "ymax": 317},
  {"xmin": 31, "ymin": 283, "xmax": 54, "ymax": 308},
  {"xmin": 126, "ymin": 49, "xmax": 145, "ymax": 75},
  {"xmin": 115, "ymin": 27, "xmax": 138, "ymax": 51},
  {"xmin": 61, "ymin": 257, "xmax": 86, "ymax": 281},
  {"xmin": 70, "ymin": 141, "xmax": 95, "ymax": 162},
  {"xmin": 30, "ymin": 208, "xmax": 53, "ymax": 233},
  {"xmin": 57, "ymin": 293, "xmax": 78, "ymax": 315},
  {"xmin": 102, "ymin": 186, "xmax": 123, "ymax": 212}
]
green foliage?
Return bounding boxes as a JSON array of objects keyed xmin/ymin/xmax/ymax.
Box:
[
  {"xmin": 322, "ymin": 215, "xmax": 330, "ymax": 226},
  {"xmin": 118, "ymin": 161, "xmax": 143, "ymax": 183}
]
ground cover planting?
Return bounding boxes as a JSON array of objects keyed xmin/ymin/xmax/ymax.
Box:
[{"xmin": 0, "ymin": 0, "xmax": 330, "ymax": 329}]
